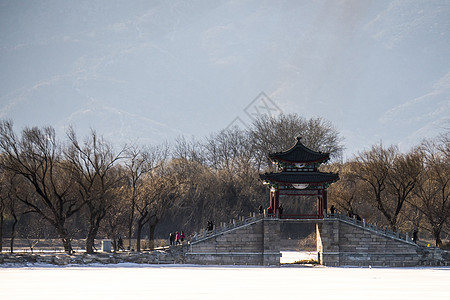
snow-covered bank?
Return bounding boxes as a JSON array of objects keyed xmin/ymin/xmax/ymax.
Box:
[{"xmin": 1, "ymin": 265, "xmax": 448, "ymax": 300}]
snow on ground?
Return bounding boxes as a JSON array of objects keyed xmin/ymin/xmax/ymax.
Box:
[
  {"xmin": 0, "ymin": 264, "xmax": 448, "ymax": 300},
  {"xmin": 281, "ymin": 250, "xmax": 317, "ymax": 263}
]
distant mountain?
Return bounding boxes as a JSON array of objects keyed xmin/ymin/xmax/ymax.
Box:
[{"xmin": 0, "ymin": 0, "xmax": 449, "ymax": 156}]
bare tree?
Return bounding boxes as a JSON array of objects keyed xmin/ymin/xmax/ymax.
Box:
[
  {"xmin": 250, "ymin": 114, "xmax": 344, "ymax": 170},
  {"xmin": 122, "ymin": 144, "xmax": 167, "ymax": 250},
  {"xmin": 172, "ymin": 136, "xmax": 203, "ymax": 163},
  {"xmin": 133, "ymin": 149, "xmax": 174, "ymax": 252},
  {"xmin": 355, "ymin": 144, "xmax": 423, "ymax": 231},
  {"xmin": 65, "ymin": 128, "xmax": 125, "ymax": 253},
  {"xmin": 0, "ymin": 121, "xmax": 81, "ymax": 253},
  {"xmin": 6, "ymin": 176, "xmax": 19, "ymax": 253},
  {"xmin": 100, "ymin": 180, "xmax": 129, "ymax": 251},
  {"xmin": 147, "ymin": 162, "xmax": 182, "ymax": 250},
  {"xmin": 386, "ymin": 151, "xmax": 422, "ymax": 230},
  {"xmin": 0, "ymin": 168, "xmax": 6, "ymax": 252},
  {"xmin": 327, "ymin": 162, "xmax": 365, "ymax": 216},
  {"xmin": 355, "ymin": 144, "xmax": 396, "ymax": 228},
  {"xmin": 409, "ymin": 139, "xmax": 450, "ymax": 246},
  {"xmin": 203, "ymin": 127, "xmax": 256, "ymax": 179}
]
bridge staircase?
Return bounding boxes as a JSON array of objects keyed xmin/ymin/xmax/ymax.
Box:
[
  {"xmin": 189, "ymin": 213, "xmax": 264, "ymax": 245},
  {"xmin": 186, "ymin": 213, "xmax": 280, "ymax": 265}
]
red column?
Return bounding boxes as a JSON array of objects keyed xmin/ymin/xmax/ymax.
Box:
[
  {"xmin": 269, "ymin": 188, "xmax": 279, "ymax": 216},
  {"xmin": 274, "ymin": 189, "xmax": 279, "ymax": 214},
  {"xmin": 317, "ymin": 190, "xmax": 323, "ymax": 218},
  {"xmin": 269, "ymin": 189, "xmax": 275, "ymax": 213},
  {"xmin": 323, "ymin": 189, "xmax": 328, "ymax": 215}
]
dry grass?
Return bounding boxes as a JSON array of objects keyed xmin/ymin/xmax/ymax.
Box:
[
  {"xmin": 291, "ymin": 259, "xmax": 319, "ymax": 265},
  {"xmin": 298, "ymin": 232, "xmax": 317, "ymax": 251}
]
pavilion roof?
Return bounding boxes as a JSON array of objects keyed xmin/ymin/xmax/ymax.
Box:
[
  {"xmin": 269, "ymin": 137, "xmax": 330, "ymax": 164},
  {"xmin": 260, "ymin": 171, "xmax": 339, "ymax": 185}
]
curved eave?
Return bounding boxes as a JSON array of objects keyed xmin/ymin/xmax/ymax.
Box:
[
  {"xmin": 268, "ymin": 137, "xmax": 330, "ymax": 164},
  {"xmin": 260, "ymin": 172, "xmax": 339, "ymax": 185},
  {"xmin": 269, "ymin": 156, "xmax": 330, "ymax": 164}
]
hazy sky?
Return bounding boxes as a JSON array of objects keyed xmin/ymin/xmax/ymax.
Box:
[{"xmin": 1, "ymin": 0, "xmax": 449, "ymax": 158}]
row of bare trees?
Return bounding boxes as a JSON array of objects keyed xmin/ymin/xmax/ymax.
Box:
[
  {"xmin": 1, "ymin": 114, "xmax": 448, "ymax": 252},
  {"xmin": 0, "ymin": 120, "xmax": 176, "ymax": 253},
  {"xmin": 0, "ymin": 114, "xmax": 343, "ymax": 253},
  {"xmin": 328, "ymin": 133, "xmax": 450, "ymax": 247}
]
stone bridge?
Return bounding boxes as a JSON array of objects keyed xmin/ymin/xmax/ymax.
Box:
[{"xmin": 185, "ymin": 213, "xmax": 449, "ymax": 267}]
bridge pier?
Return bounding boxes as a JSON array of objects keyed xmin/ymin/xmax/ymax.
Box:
[
  {"xmin": 186, "ymin": 217, "xmax": 281, "ymax": 266},
  {"xmin": 317, "ymin": 218, "xmax": 423, "ymax": 267},
  {"xmin": 263, "ymin": 218, "xmax": 281, "ymax": 266},
  {"xmin": 316, "ymin": 220, "xmax": 340, "ymax": 266}
]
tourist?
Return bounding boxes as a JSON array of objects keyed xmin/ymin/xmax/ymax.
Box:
[
  {"xmin": 207, "ymin": 220, "xmax": 214, "ymax": 232},
  {"xmin": 259, "ymin": 205, "xmax": 263, "ymax": 214},
  {"xmin": 180, "ymin": 231, "xmax": 185, "ymax": 243},
  {"xmin": 169, "ymin": 232, "xmax": 175, "ymax": 246},
  {"xmin": 330, "ymin": 205, "xmax": 336, "ymax": 214},
  {"xmin": 176, "ymin": 231, "xmax": 180, "ymax": 245},
  {"xmin": 118, "ymin": 236, "xmax": 124, "ymax": 251}
]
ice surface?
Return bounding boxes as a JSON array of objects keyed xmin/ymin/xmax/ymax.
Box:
[
  {"xmin": 0, "ymin": 264, "xmax": 449, "ymax": 300},
  {"xmin": 280, "ymin": 251, "xmax": 316, "ymax": 263}
]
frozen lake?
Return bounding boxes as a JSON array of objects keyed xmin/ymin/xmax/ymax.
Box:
[
  {"xmin": 0, "ymin": 263, "xmax": 448, "ymax": 300},
  {"xmin": 281, "ymin": 250, "xmax": 317, "ymax": 263}
]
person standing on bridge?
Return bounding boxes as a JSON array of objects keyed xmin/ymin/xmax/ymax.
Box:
[
  {"xmin": 169, "ymin": 232, "xmax": 175, "ymax": 246},
  {"xmin": 330, "ymin": 205, "xmax": 336, "ymax": 214},
  {"xmin": 117, "ymin": 237, "xmax": 124, "ymax": 251},
  {"xmin": 176, "ymin": 232, "xmax": 180, "ymax": 245}
]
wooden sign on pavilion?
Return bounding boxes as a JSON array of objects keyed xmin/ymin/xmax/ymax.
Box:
[{"xmin": 260, "ymin": 137, "xmax": 339, "ymax": 219}]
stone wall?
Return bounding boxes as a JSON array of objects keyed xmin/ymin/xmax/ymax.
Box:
[
  {"xmin": 186, "ymin": 218, "xmax": 280, "ymax": 266},
  {"xmin": 317, "ymin": 219, "xmax": 449, "ymax": 267},
  {"xmin": 0, "ymin": 247, "xmax": 186, "ymax": 266},
  {"xmin": 4, "ymin": 218, "xmax": 447, "ymax": 267}
]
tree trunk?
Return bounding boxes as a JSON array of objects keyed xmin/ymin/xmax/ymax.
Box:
[
  {"xmin": 85, "ymin": 230, "xmax": 96, "ymax": 254},
  {"xmin": 148, "ymin": 217, "xmax": 159, "ymax": 251},
  {"xmin": 0, "ymin": 211, "xmax": 3, "ymax": 253},
  {"xmin": 55, "ymin": 225, "xmax": 73, "ymax": 254},
  {"xmin": 62, "ymin": 237, "xmax": 73, "ymax": 253},
  {"xmin": 136, "ymin": 211, "xmax": 149, "ymax": 252},
  {"xmin": 85, "ymin": 218, "xmax": 102, "ymax": 254},
  {"xmin": 149, "ymin": 223, "xmax": 155, "ymax": 251},
  {"xmin": 10, "ymin": 213, "xmax": 18, "ymax": 254},
  {"xmin": 432, "ymin": 226, "xmax": 443, "ymax": 247},
  {"xmin": 136, "ymin": 221, "xmax": 143, "ymax": 252},
  {"xmin": 128, "ymin": 202, "xmax": 135, "ymax": 251},
  {"xmin": 389, "ymin": 215, "xmax": 398, "ymax": 232}
]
